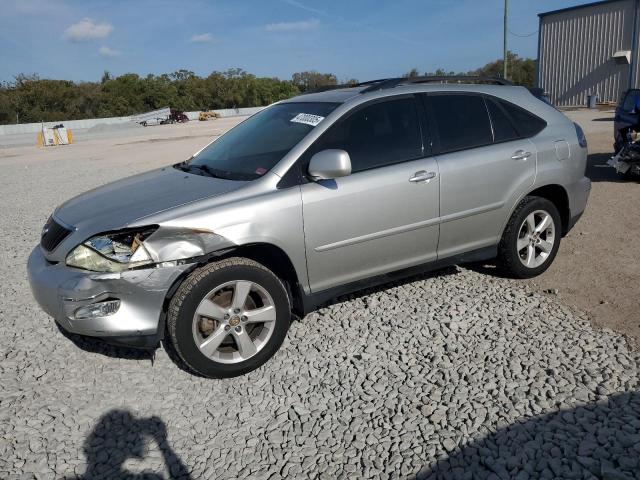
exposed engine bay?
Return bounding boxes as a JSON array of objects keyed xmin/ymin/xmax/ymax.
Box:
[{"xmin": 608, "ymin": 129, "xmax": 640, "ymax": 177}]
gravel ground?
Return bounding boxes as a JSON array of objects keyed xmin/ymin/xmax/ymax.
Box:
[
  {"xmin": 1, "ymin": 119, "xmax": 639, "ymax": 479},
  {"xmin": 520, "ymin": 109, "xmax": 640, "ymax": 344}
]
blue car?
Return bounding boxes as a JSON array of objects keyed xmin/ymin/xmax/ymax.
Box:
[{"xmin": 614, "ymin": 88, "xmax": 640, "ymax": 152}]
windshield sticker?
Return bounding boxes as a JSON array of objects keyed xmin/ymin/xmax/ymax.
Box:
[{"xmin": 290, "ymin": 113, "xmax": 325, "ymax": 127}]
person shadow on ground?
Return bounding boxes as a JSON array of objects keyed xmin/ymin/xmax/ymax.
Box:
[
  {"xmin": 71, "ymin": 410, "xmax": 191, "ymax": 480},
  {"xmin": 416, "ymin": 391, "xmax": 640, "ymax": 480}
]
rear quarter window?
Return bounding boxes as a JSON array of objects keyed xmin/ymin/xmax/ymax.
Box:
[{"xmin": 498, "ymin": 100, "xmax": 546, "ymax": 138}]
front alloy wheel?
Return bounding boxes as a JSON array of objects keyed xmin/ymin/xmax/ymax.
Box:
[
  {"xmin": 167, "ymin": 257, "xmax": 290, "ymax": 378},
  {"xmin": 192, "ymin": 280, "xmax": 276, "ymax": 364}
]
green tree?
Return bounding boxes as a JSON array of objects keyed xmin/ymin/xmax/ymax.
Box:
[
  {"xmin": 291, "ymin": 71, "xmax": 337, "ymax": 92},
  {"xmin": 471, "ymin": 51, "xmax": 536, "ymax": 87},
  {"xmin": 403, "ymin": 68, "xmax": 420, "ymax": 78},
  {"xmin": 421, "ymin": 52, "xmax": 535, "ymax": 86}
]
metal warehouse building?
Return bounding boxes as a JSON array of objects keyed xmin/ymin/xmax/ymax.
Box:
[{"xmin": 538, "ymin": 0, "xmax": 640, "ymax": 106}]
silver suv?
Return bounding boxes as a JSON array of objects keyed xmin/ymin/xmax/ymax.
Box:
[{"xmin": 28, "ymin": 77, "xmax": 591, "ymax": 378}]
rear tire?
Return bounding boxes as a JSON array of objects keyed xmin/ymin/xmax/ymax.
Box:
[
  {"xmin": 167, "ymin": 257, "xmax": 291, "ymax": 378},
  {"xmin": 498, "ymin": 196, "xmax": 561, "ymax": 279}
]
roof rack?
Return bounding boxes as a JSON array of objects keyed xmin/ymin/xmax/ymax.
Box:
[
  {"xmin": 302, "ymin": 75, "xmax": 514, "ymax": 95},
  {"xmin": 360, "ymin": 75, "xmax": 513, "ymax": 93},
  {"xmin": 302, "ymin": 78, "xmax": 395, "ymax": 95}
]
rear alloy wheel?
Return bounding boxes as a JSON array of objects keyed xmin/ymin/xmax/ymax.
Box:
[
  {"xmin": 167, "ymin": 257, "xmax": 290, "ymax": 378},
  {"xmin": 498, "ymin": 196, "xmax": 561, "ymax": 278},
  {"xmin": 516, "ymin": 210, "xmax": 556, "ymax": 269}
]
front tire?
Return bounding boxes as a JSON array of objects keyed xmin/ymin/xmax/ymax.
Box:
[
  {"xmin": 498, "ymin": 196, "xmax": 561, "ymax": 279},
  {"xmin": 167, "ymin": 257, "xmax": 291, "ymax": 378}
]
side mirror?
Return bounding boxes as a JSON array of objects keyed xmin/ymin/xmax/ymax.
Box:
[{"xmin": 308, "ymin": 149, "xmax": 352, "ymax": 180}]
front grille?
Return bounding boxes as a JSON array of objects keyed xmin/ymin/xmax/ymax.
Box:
[{"xmin": 41, "ymin": 217, "xmax": 72, "ymax": 252}]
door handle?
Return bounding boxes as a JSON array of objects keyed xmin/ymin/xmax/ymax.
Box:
[
  {"xmin": 511, "ymin": 150, "xmax": 532, "ymax": 161},
  {"xmin": 409, "ymin": 170, "xmax": 437, "ymax": 183}
]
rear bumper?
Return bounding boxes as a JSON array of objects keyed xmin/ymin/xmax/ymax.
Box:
[
  {"xmin": 27, "ymin": 246, "xmax": 190, "ymax": 344},
  {"xmin": 565, "ymin": 176, "xmax": 591, "ymax": 234}
]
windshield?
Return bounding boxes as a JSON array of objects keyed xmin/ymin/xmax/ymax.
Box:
[{"xmin": 179, "ymin": 102, "xmax": 339, "ymax": 180}]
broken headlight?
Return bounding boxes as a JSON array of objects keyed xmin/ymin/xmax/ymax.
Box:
[{"xmin": 66, "ymin": 227, "xmax": 158, "ymax": 272}]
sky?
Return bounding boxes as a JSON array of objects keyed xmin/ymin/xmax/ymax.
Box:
[{"xmin": 0, "ymin": 0, "xmax": 592, "ymax": 83}]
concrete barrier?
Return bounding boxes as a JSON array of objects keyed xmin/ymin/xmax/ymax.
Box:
[
  {"xmin": 0, "ymin": 107, "xmax": 266, "ymax": 137},
  {"xmin": 0, "ymin": 115, "xmax": 132, "ymax": 136}
]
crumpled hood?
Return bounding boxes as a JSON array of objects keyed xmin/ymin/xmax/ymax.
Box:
[{"xmin": 55, "ymin": 166, "xmax": 247, "ymax": 232}]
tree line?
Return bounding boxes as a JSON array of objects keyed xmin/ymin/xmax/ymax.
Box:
[
  {"xmin": 0, "ymin": 54, "xmax": 535, "ymax": 125},
  {"xmin": 0, "ymin": 69, "xmax": 347, "ymax": 125}
]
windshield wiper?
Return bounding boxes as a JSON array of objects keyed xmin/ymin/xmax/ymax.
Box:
[{"xmin": 176, "ymin": 163, "xmax": 227, "ymax": 179}]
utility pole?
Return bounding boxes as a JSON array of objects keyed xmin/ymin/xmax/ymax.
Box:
[{"xmin": 503, "ymin": 0, "xmax": 509, "ymax": 80}]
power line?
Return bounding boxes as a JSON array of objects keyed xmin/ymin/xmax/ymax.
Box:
[{"xmin": 509, "ymin": 28, "xmax": 538, "ymax": 37}]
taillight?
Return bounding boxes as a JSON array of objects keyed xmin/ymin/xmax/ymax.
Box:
[{"xmin": 574, "ymin": 122, "xmax": 587, "ymax": 148}]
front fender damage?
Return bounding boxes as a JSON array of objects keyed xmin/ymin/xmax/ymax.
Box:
[{"xmin": 142, "ymin": 227, "xmax": 236, "ymax": 264}]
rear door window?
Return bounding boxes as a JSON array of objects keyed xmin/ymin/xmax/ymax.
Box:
[
  {"xmin": 311, "ymin": 96, "xmax": 423, "ymax": 173},
  {"xmin": 428, "ymin": 94, "xmax": 493, "ymax": 153}
]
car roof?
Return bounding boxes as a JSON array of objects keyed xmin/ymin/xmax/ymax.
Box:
[
  {"xmin": 282, "ymin": 83, "xmax": 532, "ymax": 104},
  {"xmin": 280, "ymin": 87, "xmax": 365, "ymax": 104}
]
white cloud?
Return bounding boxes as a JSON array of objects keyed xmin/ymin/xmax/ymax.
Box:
[
  {"xmin": 64, "ymin": 18, "xmax": 113, "ymax": 42},
  {"xmin": 265, "ymin": 19, "xmax": 319, "ymax": 32},
  {"xmin": 190, "ymin": 33, "xmax": 214, "ymax": 43},
  {"xmin": 98, "ymin": 46, "xmax": 119, "ymax": 58}
]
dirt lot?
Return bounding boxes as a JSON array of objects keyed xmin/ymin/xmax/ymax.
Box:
[
  {"xmin": 0, "ymin": 110, "xmax": 637, "ymax": 346},
  {"xmin": 520, "ymin": 109, "xmax": 640, "ymax": 346},
  {"xmin": 0, "ymin": 111, "xmax": 639, "ymax": 479}
]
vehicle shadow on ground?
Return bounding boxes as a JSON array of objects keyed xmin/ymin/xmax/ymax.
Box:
[
  {"xmin": 416, "ymin": 391, "xmax": 640, "ymax": 480},
  {"xmin": 66, "ymin": 409, "xmax": 191, "ymax": 479},
  {"xmin": 586, "ymin": 151, "xmax": 636, "ymax": 183},
  {"xmin": 317, "ymin": 266, "xmax": 460, "ymax": 310},
  {"xmin": 56, "ymin": 323, "xmax": 155, "ymax": 362},
  {"xmin": 462, "ymin": 261, "xmax": 513, "ymax": 279}
]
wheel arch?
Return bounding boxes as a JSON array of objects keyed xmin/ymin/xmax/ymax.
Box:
[
  {"xmin": 224, "ymin": 243, "xmax": 305, "ymax": 316},
  {"xmin": 525, "ymin": 184, "xmax": 571, "ymax": 235},
  {"xmin": 160, "ymin": 242, "xmax": 305, "ymax": 331}
]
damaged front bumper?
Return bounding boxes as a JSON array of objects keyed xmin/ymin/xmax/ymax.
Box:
[
  {"xmin": 608, "ymin": 142, "xmax": 640, "ymax": 176},
  {"xmin": 27, "ymin": 246, "xmax": 192, "ymax": 347},
  {"xmin": 608, "ymin": 155, "xmax": 640, "ymax": 175}
]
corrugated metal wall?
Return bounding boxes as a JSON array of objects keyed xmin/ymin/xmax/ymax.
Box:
[{"xmin": 538, "ymin": 0, "xmax": 636, "ymax": 106}]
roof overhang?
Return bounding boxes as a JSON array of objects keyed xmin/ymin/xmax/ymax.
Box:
[{"xmin": 613, "ymin": 50, "xmax": 632, "ymax": 64}]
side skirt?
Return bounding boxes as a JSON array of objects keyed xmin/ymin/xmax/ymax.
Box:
[{"xmin": 300, "ymin": 246, "xmax": 497, "ymax": 314}]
